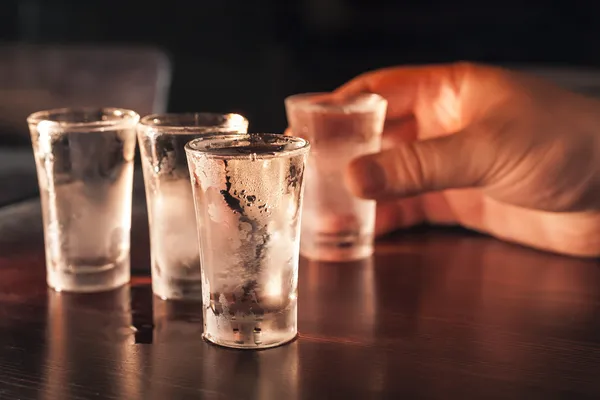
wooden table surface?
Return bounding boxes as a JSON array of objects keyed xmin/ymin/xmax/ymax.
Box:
[{"xmin": 1, "ymin": 195, "xmax": 600, "ymax": 399}]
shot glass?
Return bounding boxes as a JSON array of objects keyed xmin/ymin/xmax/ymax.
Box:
[
  {"xmin": 137, "ymin": 113, "xmax": 249, "ymax": 301},
  {"xmin": 285, "ymin": 93, "xmax": 387, "ymax": 261},
  {"xmin": 185, "ymin": 133, "xmax": 310, "ymax": 349},
  {"xmin": 28, "ymin": 107, "xmax": 139, "ymax": 292}
]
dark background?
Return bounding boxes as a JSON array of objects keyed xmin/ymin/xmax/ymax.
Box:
[{"xmin": 1, "ymin": 0, "xmax": 599, "ymax": 132}]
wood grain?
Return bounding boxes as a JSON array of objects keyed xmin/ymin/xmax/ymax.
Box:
[{"xmin": 0, "ymin": 198, "xmax": 599, "ymax": 399}]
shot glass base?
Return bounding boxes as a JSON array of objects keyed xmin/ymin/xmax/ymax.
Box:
[
  {"xmin": 203, "ymin": 331, "xmax": 298, "ymax": 350},
  {"xmin": 300, "ymin": 242, "xmax": 373, "ymax": 262},
  {"xmin": 203, "ymin": 304, "xmax": 297, "ymax": 350},
  {"xmin": 47, "ymin": 256, "xmax": 130, "ymax": 293},
  {"xmin": 152, "ymin": 275, "xmax": 203, "ymax": 301}
]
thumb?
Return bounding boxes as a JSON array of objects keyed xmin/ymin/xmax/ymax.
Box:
[{"xmin": 345, "ymin": 130, "xmax": 491, "ymax": 199}]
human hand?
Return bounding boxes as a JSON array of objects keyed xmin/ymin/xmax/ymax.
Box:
[{"xmin": 337, "ymin": 62, "xmax": 600, "ymax": 257}]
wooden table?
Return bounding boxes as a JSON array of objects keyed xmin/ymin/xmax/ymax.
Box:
[{"xmin": 1, "ymin": 196, "xmax": 600, "ymax": 399}]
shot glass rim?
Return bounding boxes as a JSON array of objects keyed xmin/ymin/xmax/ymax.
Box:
[
  {"xmin": 138, "ymin": 112, "xmax": 249, "ymax": 135},
  {"xmin": 27, "ymin": 107, "xmax": 140, "ymax": 132},
  {"xmin": 184, "ymin": 133, "xmax": 310, "ymax": 160},
  {"xmin": 284, "ymin": 91, "xmax": 387, "ymax": 113}
]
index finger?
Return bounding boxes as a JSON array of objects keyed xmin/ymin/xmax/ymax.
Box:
[{"xmin": 334, "ymin": 63, "xmax": 471, "ymax": 121}]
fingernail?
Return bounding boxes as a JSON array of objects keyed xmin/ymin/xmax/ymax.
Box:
[{"xmin": 347, "ymin": 157, "xmax": 387, "ymax": 197}]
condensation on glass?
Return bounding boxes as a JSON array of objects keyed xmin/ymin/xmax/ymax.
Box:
[
  {"xmin": 137, "ymin": 113, "xmax": 248, "ymax": 301},
  {"xmin": 185, "ymin": 133, "xmax": 310, "ymax": 349},
  {"xmin": 28, "ymin": 107, "xmax": 139, "ymax": 292},
  {"xmin": 285, "ymin": 93, "xmax": 387, "ymax": 261}
]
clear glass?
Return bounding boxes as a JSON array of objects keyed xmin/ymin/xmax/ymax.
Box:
[
  {"xmin": 28, "ymin": 107, "xmax": 139, "ymax": 292},
  {"xmin": 285, "ymin": 93, "xmax": 387, "ymax": 261},
  {"xmin": 185, "ymin": 133, "xmax": 310, "ymax": 349},
  {"xmin": 137, "ymin": 113, "xmax": 249, "ymax": 301}
]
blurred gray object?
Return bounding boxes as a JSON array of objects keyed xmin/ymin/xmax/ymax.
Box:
[
  {"xmin": 0, "ymin": 43, "xmax": 172, "ymax": 206},
  {"xmin": 0, "ymin": 43, "xmax": 171, "ymax": 142}
]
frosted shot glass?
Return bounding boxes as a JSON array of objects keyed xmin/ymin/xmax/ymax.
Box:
[
  {"xmin": 185, "ymin": 133, "xmax": 310, "ymax": 349},
  {"xmin": 28, "ymin": 107, "xmax": 139, "ymax": 292},
  {"xmin": 137, "ymin": 113, "xmax": 248, "ymax": 300},
  {"xmin": 285, "ymin": 93, "xmax": 387, "ymax": 261}
]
